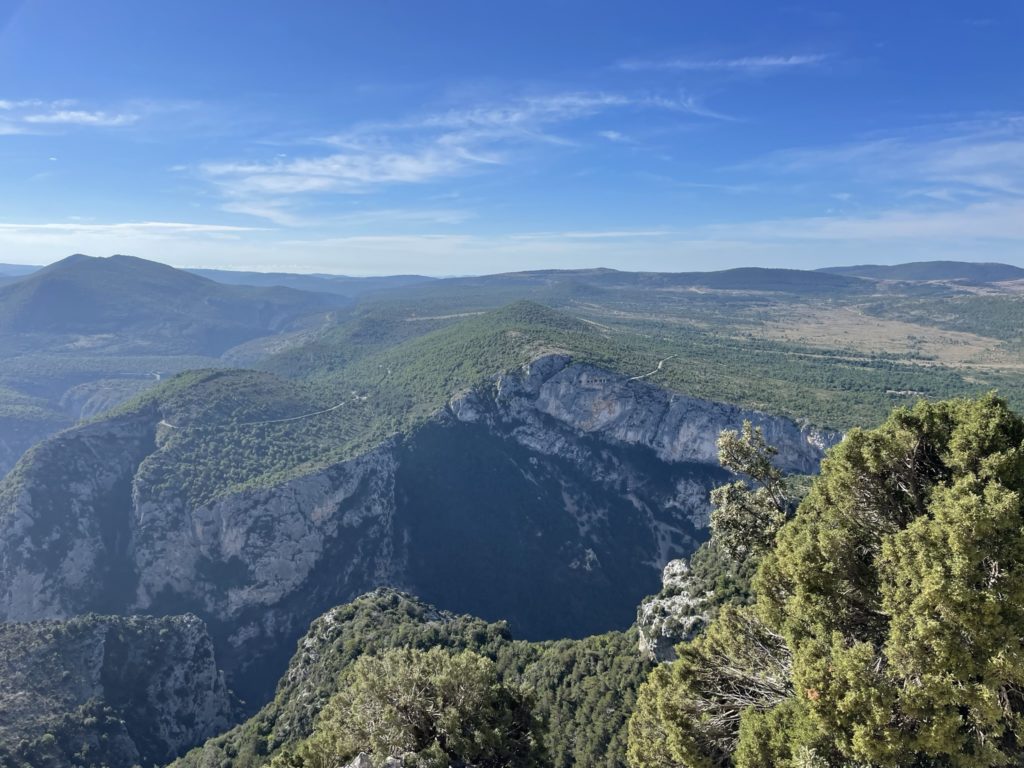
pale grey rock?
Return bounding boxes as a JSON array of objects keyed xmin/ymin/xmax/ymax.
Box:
[
  {"xmin": 0, "ymin": 409, "xmax": 158, "ymax": 621},
  {"xmin": 0, "ymin": 413, "xmax": 72, "ymax": 480},
  {"xmin": 521, "ymin": 356, "xmax": 838, "ymax": 474},
  {"xmin": 637, "ymin": 558, "xmax": 708, "ymax": 663},
  {"xmin": 132, "ymin": 444, "xmax": 400, "ymax": 621}
]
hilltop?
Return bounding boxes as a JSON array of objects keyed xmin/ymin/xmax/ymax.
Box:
[
  {"xmin": 173, "ymin": 589, "xmax": 649, "ymax": 768},
  {"xmin": 0, "ymin": 254, "xmax": 346, "ymax": 355},
  {"xmin": 0, "ymin": 255, "xmax": 353, "ymax": 475},
  {"xmin": 189, "ymin": 267, "xmax": 434, "ymax": 296},
  {"xmin": 821, "ymin": 260, "xmax": 1024, "ymax": 283}
]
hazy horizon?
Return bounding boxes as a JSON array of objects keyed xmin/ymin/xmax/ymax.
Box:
[{"xmin": 4, "ymin": 251, "xmax": 1024, "ymax": 280}]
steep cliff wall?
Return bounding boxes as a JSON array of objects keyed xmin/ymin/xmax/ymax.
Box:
[
  {"xmin": 0, "ymin": 613, "xmax": 234, "ymax": 768},
  {"xmin": 0, "ymin": 354, "xmax": 838, "ymax": 700}
]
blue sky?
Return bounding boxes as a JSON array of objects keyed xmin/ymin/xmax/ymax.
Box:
[{"xmin": 0, "ymin": 0, "xmax": 1022, "ymax": 275}]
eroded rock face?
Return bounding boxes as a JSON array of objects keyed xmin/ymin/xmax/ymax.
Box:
[
  {"xmin": 0, "ymin": 408, "xmax": 159, "ymax": 620},
  {"xmin": 636, "ymin": 559, "xmax": 708, "ymax": 663},
  {"xmin": 0, "ymin": 354, "xmax": 838, "ymax": 699},
  {"xmin": 0, "ymin": 613, "xmax": 234, "ymax": 768},
  {"xmin": 483, "ymin": 354, "xmax": 836, "ymax": 474},
  {"xmin": 132, "ymin": 444, "xmax": 401, "ymax": 621}
]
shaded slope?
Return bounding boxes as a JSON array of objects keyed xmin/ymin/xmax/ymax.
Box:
[{"xmin": 0, "ymin": 613, "xmax": 234, "ymax": 768}]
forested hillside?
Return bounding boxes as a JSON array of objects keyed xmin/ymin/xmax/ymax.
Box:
[{"xmin": 173, "ymin": 590, "xmax": 649, "ymax": 768}]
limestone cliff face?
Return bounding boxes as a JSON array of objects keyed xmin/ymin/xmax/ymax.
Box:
[
  {"xmin": 471, "ymin": 353, "xmax": 835, "ymax": 474},
  {"xmin": 0, "ymin": 354, "xmax": 838, "ymax": 699},
  {"xmin": 0, "ymin": 613, "xmax": 234, "ymax": 768},
  {"xmin": 0, "ymin": 408, "xmax": 158, "ymax": 620},
  {"xmin": 131, "ymin": 443, "xmax": 400, "ymax": 621},
  {"xmin": 636, "ymin": 559, "xmax": 708, "ymax": 663}
]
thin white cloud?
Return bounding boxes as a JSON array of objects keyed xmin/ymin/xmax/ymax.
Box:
[
  {"xmin": 0, "ymin": 221, "xmax": 265, "ymax": 234},
  {"xmin": 510, "ymin": 229, "xmax": 673, "ymax": 240},
  {"xmin": 745, "ymin": 116, "xmax": 1024, "ymax": 199},
  {"xmin": 204, "ymin": 144, "xmax": 495, "ymax": 192},
  {"xmin": 0, "ymin": 99, "xmax": 47, "ymax": 110},
  {"xmin": 0, "ymin": 98, "xmax": 144, "ymax": 131},
  {"xmin": 419, "ymin": 93, "xmax": 631, "ymax": 131},
  {"xmin": 199, "ymin": 89, "xmax": 725, "ymax": 223},
  {"xmin": 331, "ymin": 208, "xmax": 476, "ymax": 226},
  {"xmin": 218, "ymin": 202, "xmax": 309, "ymax": 227},
  {"xmin": 619, "ymin": 54, "xmax": 827, "ymax": 73},
  {"xmin": 642, "ymin": 93, "xmax": 735, "ymax": 121},
  {"xmin": 22, "ymin": 109, "xmax": 139, "ymax": 126},
  {"xmin": 701, "ymin": 200, "xmax": 1024, "ymax": 242}
]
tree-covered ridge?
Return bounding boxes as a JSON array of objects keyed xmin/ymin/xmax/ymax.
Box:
[
  {"xmin": 175, "ymin": 590, "xmax": 651, "ymax": 768},
  {"xmin": 271, "ymin": 296, "xmax": 1024, "ymax": 436},
  {"xmin": 629, "ymin": 393, "xmax": 1024, "ymax": 767},
  {"xmin": 89, "ymin": 298, "xmax": 1024, "ymax": 507},
  {"xmin": 4, "ymin": 254, "xmax": 1023, "ymax": 482},
  {"xmin": 277, "ymin": 647, "xmax": 544, "ymax": 768},
  {"xmin": 0, "ymin": 254, "xmax": 346, "ymax": 354}
]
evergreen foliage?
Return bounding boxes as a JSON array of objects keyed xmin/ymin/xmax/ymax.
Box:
[
  {"xmin": 175, "ymin": 591, "xmax": 650, "ymax": 768},
  {"xmin": 710, "ymin": 422, "xmax": 791, "ymax": 561},
  {"xmin": 629, "ymin": 394, "xmax": 1024, "ymax": 767},
  {"xmin": 273, "ymin": 648, "xmax": 542, "ymax": 768}
]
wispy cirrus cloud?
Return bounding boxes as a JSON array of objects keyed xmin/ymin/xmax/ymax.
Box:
[
  {"xmin": 510, "ymin": 229, "xmax": 673, "ymax": 240},
  {"xmin": 745, "ymin": 115, "xmax": 1024, "ymax": 199},
  {"xmin": 0, "ymin": 220, "xmax": 265, "ymax": 235},
  {"xmin": 22, "ymin": 110, "xmax": 139, "ymax": 126},
  {"xmin": 0, "ymin": 98, "xmax": 141, "ymax": 132},
  {"xmin": 334, "ymin": 91, "xmax": 730, "ymax": 140},
  {"xmin": 199, "ymin": 89, "xmax": 729, "ymax": 223},
  {"xmin": 700, "ymin": 199, "xmax": 1024, "ymax": 242},
  {"xmin": 202, "ymin": 144, "xmax": 490, "ymax": 195},
  {"xmin": 618, "ymin": 54, "xmax": 827, "ymax": 73}
]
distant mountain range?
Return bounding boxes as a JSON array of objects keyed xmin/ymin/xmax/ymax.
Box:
[
  {"xmin": 0, "ymin": 255, "xmax": 356, "ymax": 478},
  {"xmin": 2, "ymin": 257, "xmax": 1024, "ymax": 293},
  {"xmin": 187, "ymin": 268, "xmax": 434, "ymax": 297},
  {"xmin": 0, "ymin": 263, "xmax": 38, "ymax": 277},
  {"xmin": 0, "ymin": 254, "xmax": 347, "ymax": 355},
  {"xmin": 820, "ymin": 260, "xmax": 1024, "ymax": 283}
]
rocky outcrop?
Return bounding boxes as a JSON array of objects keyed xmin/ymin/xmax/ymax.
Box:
[
  {"xmin": 0, "ymin": 613, "xmax": 234, "ymax": 768},
  {"xmin": 637, "ymin": 559, "xmax": 708, "ymax": 662},
  {"xmin": 0, "ymin": 354, "xmax": 838, "ymax": 701}
]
